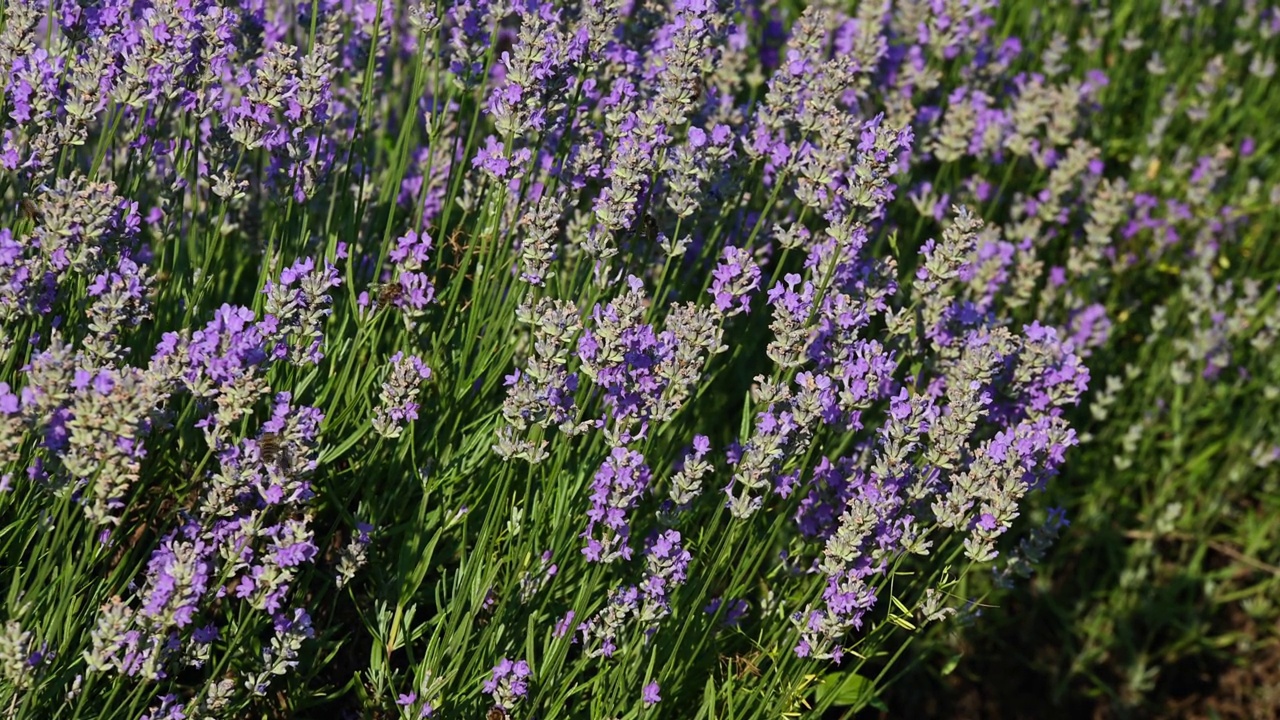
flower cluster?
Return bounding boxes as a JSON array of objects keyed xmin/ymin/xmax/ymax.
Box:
[
  {"xmin": 582, "ymin": 447, "xmax": 652, "ymax": 564},
  {"xmin": 373, "ymin": 352, "xmax": 433, "ymax": 438},
  {"xmin": 483, "ymin": 658, "xmax": 532, "ymax": 713}
]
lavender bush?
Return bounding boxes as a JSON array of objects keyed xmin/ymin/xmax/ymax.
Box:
[{"xmin": 0, "ymin": 0, "xmax": 1275, "ymax": 716}]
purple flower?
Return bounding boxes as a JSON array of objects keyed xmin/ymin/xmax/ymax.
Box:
[
  {"xmin": 709, "ymin": 247, "xmax": 762, "ymax": 316},
  {"xmin": 484, "ymin": 658, "xmax": 532, "ymax": 711},
  {"xmin": 373, "ymin": 352, "xmax": 433, "ymax": 438},
  {"xmin": 642, "ymin": 681, "xmax": 661, "ymax": 706},
  {"xmin": 639, "ymin": 530, "xmax": 691, "ymax": 628},
  {"xmin": 582, "ymin": 447, "xmax": 652, "ymax": 563},
  {"xmin": 579, "ymin": 585, "xmax": 639, "ymax": 659},
  {"xmin": 553, "ymin": 610, "xmax": 576, "ymax": 638},
  {"xmin": 139, "ymin": 694, "xmax": 186, "ymax": 720},
  {"xmin": 474, "ymin": 135, "xmax": 512, "ymax": 178}
]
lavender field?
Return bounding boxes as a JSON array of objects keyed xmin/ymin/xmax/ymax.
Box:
[{"xmin": 0, "ymin": 0, "xmax": 1277, "ymax": 717}]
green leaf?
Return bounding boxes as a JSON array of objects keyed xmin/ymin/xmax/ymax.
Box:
[
  {"xmin": 941, "ymin": 651, "xmax": 963, "ymax": 676},
  {"xmin": 813, "ymin": 670, "xmax": 877, "ymax": 709},
  {"xmin": 699, "ymin": 676, "xmax": 718, "ymax": 720}
]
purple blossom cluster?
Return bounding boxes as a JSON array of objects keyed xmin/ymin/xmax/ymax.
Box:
[
  {"xmin": 0, "ymin": 0, "xmax": 365, "ymax": 216},
  {"xmin": 0, "ymin": 177, "xmax": 142, "ymax": 355},
  {"xmin": 708, "ymin": 247, "xmax": 762, "ymax": 316},
  {"xmin": 32, "ymin": 254, "xmax": 340, "ymax": 704},
  {"xmin": 460, "ymin": 0, "xmax": 1111, "ymax": 679},
  {"xmin": 0, "ymin": 619, "xmax": 47, "ymax": 693},
  {"xmin": 262, "ymin": 257, "xmax": 343, "ymax": 363},
  {"xmin": 576, "ymin": 276, "xmax": 726, "ymax": 444},
  {"xmin": 638, "ymin": 530, "xmax": 690, "ymax": 627},
  {"xmin": 372, "ymin": 352, "xmax": 433, "ymax": 438},
  {"xmin": 336, "ymin": 521, "xmax": 374, "ymax": 589},
  {"xmin": 382, "ymin": 230, "xmax": 437, "ymax": 319},
  {"xmin": 784, "ymin": 309, "xmax": 1088, "ymax": 662},
  {"xmin": 576, "ymin": 529, "xmax": 692, "ymax": 660},
  {"xmin": 483, "ymin": 657, "xmax": 532, "ymax": 713},
  {"xmin": 496, "ymin": 296, "xmax": 586, "ymax": 462},
  {"xmin": 582, "ymin": 446, "xmax": 652, "ymax": 564},
  {"xmin": 86, "ymin": 387, "xmax": 326, "ymax": 687},
  {"xmin": 667, "ymin": 434, "xmax": 712, "ymax": 507}
]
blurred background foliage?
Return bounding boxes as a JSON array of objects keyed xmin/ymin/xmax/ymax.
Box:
[{"xmin": 877, "ymin": 1, "xmax": 1280, "ymax": 717}]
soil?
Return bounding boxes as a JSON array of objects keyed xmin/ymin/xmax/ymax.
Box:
[
  {"xmin": 865, "ymin": 612, "xmax": 1280, "ymax": 720},
  {"xmin": 1155, "ymin": 621, "xmax": 1280, "ymax": 720}
]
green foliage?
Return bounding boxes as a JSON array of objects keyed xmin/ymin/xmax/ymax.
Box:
[{"xmin": 888, "ymin": 1, "xmax": 1280, "ymax": 716}]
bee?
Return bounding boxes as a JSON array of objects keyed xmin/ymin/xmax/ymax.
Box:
[
  {"xmin": 641, "ymin": 212, "xmax": 659, "ymax": 244},
  {"xmin": 18, "ymin": 198, "xmax": 41, "ymax": 223},
  {"xmin": 257, "ymin": 432, "xmax": 294, "ymax": 473},
  {"xmin": 376, "ymin": 280, "xmax": 404, "ymax": 307},
  {"xmin": 486, "ymin": 706, "xmax": 508, "ymax": 720}
]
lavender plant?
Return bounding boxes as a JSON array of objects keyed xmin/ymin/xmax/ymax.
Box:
[{"xmin": 0, "ymin": 0, "xmax": 1275, "ymax": 717}]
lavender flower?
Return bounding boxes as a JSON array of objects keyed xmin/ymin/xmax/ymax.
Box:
[
  {"xmin": 668, "ymin": 435, "xmax": 712, "ymax": 506},
  {"xmin": 484, "ymin": 658, "xmax": 532, "ymax": 712},
  {"xmin": 0, "ymin": 620, "xmax": 43, "ymax": 692},
  {"xmin": 639, "ymin": 530, "xmax": 691, "ymax": 628},
  {"xmin": 245, "ymin": 609, "xmax": 315, "ymax": 695},
  {"xmin": 498, "ymin": 297, "xmax": 586, "ymax": 461},
  {"xmin": 139, "ymin": 694, "xmax": 187, "ymax": 720},
  {"xmin": 578, "ymin": 585, "xmax": 639, "ymax": 659},
  {"xmin": 372, "ymin": 352, "xmax": 433, "ymax": 438},
  {"xmin": 18, "ymin": 336, "xmax": 173, "ymax": 523},
  {"xmin": 5, "ymin": 0, "xmax": 1252, "ymax": 713},
  {"xmin": 582, "ymin": 447, "xmax": 652, "ymax": 563},
  {"xmin": 336, "ymin": 522, "xmax": 374, "ymax": 589},
  {"xmin": 518, "ymin": 549, "xmax": 559, "ymax": 602},
  {"xmin": 262, "ymin": 256, "xmax": 343, "ymax": 366},
  {"xmin": 642, "ymin": 681, "xmax": 661, "ymax": 707},
  {"xmin": 384, "ymin": 230, "xmax": 437, "ymax": 321},
  {"xmin": 708, "ymin": 246, "xmax": 762, "ymax": 316}
]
